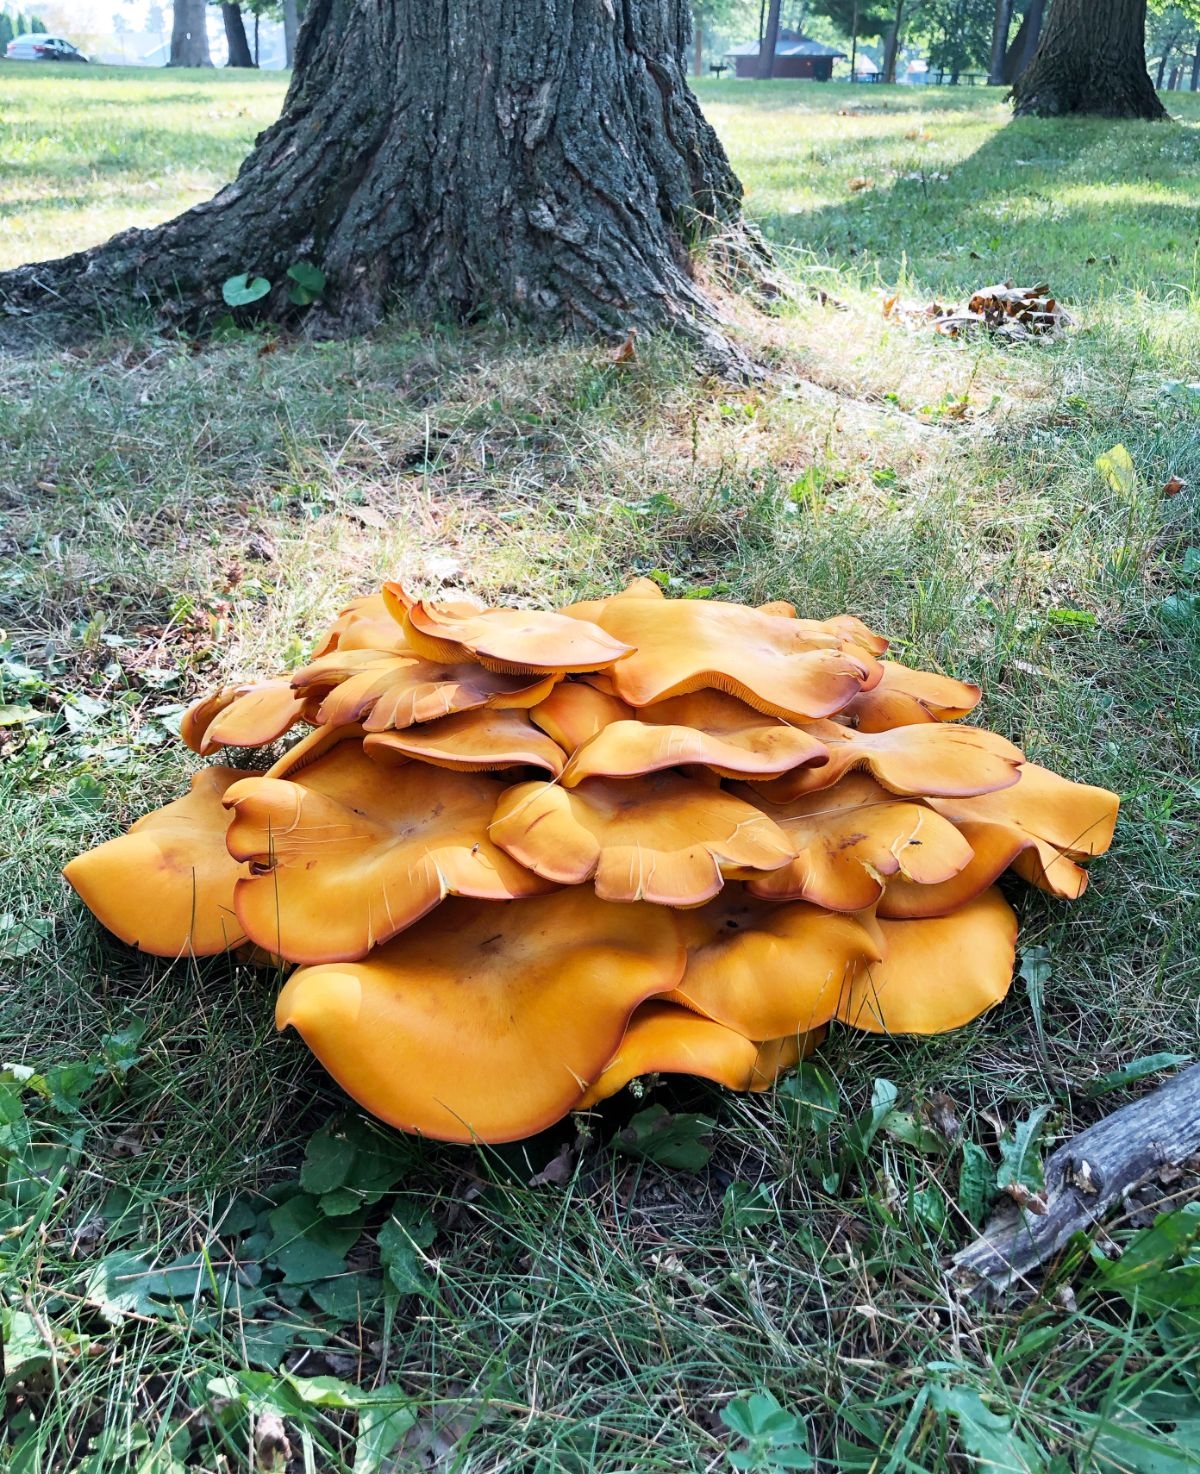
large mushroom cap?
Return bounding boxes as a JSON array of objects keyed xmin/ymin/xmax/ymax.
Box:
[
  {"xmin": 181, "ymin": 679, "xmax": 310, "ymax": 756},
  {"xmin": 840, "ymin": 660, "xmax": 981, "ymax": 733},
  {"xmin": 836, "ymin": 886, "xmax": 1018, "ymax": 1034},
  {"xmin": 562, "ymin": 597, "xmax": 882, "ymax": 721},
  {"xmin": 402, "ymin": 599, "xmax": 634, "ymax": 675},
  {"xmin": 529, "ymin": 681, "xmax": 633, "ymax": 753},
  {"xmin": 560, "ymin": 691, "xmax": 831, "ymax": 785},
  {"xmin": 274, "ymin": 891, "xmax": 685, "ymax": 1143},
  {"xmin": 927, "ymin": 762, "xmax": 1119, "ymax": 857},
  {"xmin": 731, "ymin": 773, "xmax": 975, "ymax": 911},
  {"xmin": 64, "ymin": 767, "xmax": 246, "ymax": 956},
  {"xmin": 875, "ymin": 761, "xmax": 1120, "ymax": 917},
  {"xmin": 224, "ymin": 743, "xmax": 553, "ymax": 963},
  {"xmin": 363, "ymin": 707, "xmax": 566, "ymax": 776},
  {"xmin": 292, "ymin": 649, "xmax": 557, "ymax": 731},
  {"xmin": 753, "ymin": 722, "xmax": 1024, "ymax": 802},
  {"xmin": 668, "ymin": 889, "xmax": 881, "ymax": 1038},
  {"xmin": 489, "ymin": 772, "xmax": 795, "ymax": 906},
  {"xmin": 877, "ymin": 818, "xmax": 1086, "ymax": 919},
  {"xmin": 576, "ymin": 1002, "xmax": 816, "ymax": 1108}
]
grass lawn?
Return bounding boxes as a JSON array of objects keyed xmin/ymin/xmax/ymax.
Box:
[{"xmin": 2, "ymin": 63, "xmax": 1200, "ymax": 1472}]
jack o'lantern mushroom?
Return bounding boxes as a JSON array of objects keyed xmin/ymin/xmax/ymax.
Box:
[
  {"xmin": 560, "ymin": 690, "xmax": 830, "ymax": 785},
  {"xmin": 878, "ymin": 762, "xmax": 1120, "ymax": 917},
  {"xmin": 562, "ymin": 594, "xmax": 884, "ymax": 720},
  {"xmin": 64, "ymin": 576, "xmax": 1120, "ymax": 1145},
  {"xmin": 840, "ymin": 660, "xmax": 982, "ymax": 733},
  {"xmin": 668, "ymin": 888, "xmax": 881, "ymax": 1038},
  {"xmin": 837, "ymin": 887, "xmax": 1018, "ymax": 1034},
  {"xmin": 731, "ymin": 773, "xmax": 975, "ymax": 912},
  {"xmin": 181, "ymin": 678, "xmax": 311, "ymax": 755},
  {"xmin": 489, "ymin": 772, "xmax": 796, "ymax": 906},
  {"xmin": 577, "ymin": 1002, "xmax": 817, "ymax": 1107},
  {"xmin": 751, "ymin": 722, "xmax": 1024, "ymax": 802},
  {"xmin": 398, "ymin": 594, "xmax": 633, "ymax": 675},
  {"xmin": 291, "ymin": 649, "xmax": 558, "ymax": 731},
  {"xmin": 364, "ymin": 706, "xmax": 566, "ymax": 776},
  {"xmin": 275, "ymin": 891, "xmax": 685, "ymax": 1142},
  {"xmin": 64, "ymin": 767, "xmax": 246, "ymax": 956},
  {"xmin": 224, "ymin": 743, "xmax": 554, "ymax": 963}
]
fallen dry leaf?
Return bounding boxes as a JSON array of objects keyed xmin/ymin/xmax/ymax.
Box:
[
  {"xmin": 610, "ymin": 326, "xmax": 639, "ymax": 364},
  {"xmin": 1162, "ymin": 475, "xmax": 1187, "ymax": 497},
  {"xmin": 848, "ymin": 176, "xmax": 874, "ymax": 192}
]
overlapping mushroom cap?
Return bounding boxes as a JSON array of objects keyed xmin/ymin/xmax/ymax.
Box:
[{"xmin": 63, "ymin": 576, "xmax": 1120, "ymax": 1145}]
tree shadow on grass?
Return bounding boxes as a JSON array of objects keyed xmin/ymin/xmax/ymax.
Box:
[{"xmin": 736, "ymin": 94, "xmax": 1200, "ymax": 308}]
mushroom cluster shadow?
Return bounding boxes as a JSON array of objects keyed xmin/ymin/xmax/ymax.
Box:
[{"xmin": 65, "ymin": 579, "xmax": 1119, "ymax": 1144}]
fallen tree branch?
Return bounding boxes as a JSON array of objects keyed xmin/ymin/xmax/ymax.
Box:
[{"xmin": 951, "ymin": 1064, "xmax": 1200, "ymax": 1299}]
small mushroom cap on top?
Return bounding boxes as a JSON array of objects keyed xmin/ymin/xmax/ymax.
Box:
[
  {"xmin": 840, "ymin": 659, "xmax": 982, "ymax": 733},
  {"xmin": 275, "ymin": 890, "xmax": 686, "ymax": 1143},
  {"xmin": 309, "ymin": 591, "xmax": 413, "ymax": 658},
  {"xmin": 839, "ymin": 663, "xmax": 980, "ymax": 735},
  {"xmin": 562, "ymin": 597, "xmax": 882, "ymax": 720},
  {"xmin": 489, "ymin": 772, "xmax": 795, "ymax": 906},
  {"xmin": 224, "ymin": 743, "xmax": 554, "ymax": 963},
  {"xmin": 291, "ymin": 649, "xmax": 558, "ymax": 731},
  {"xmin": 181, "ymin": 679, "xmax": 310, "ymax": 755},
  {"xmin": 731, "ymin": 773, "xmax": 975, "ymax": 911},
  {"xmin": 753, "ymin": 722, "xmax": 1024, "ymax": 802},
  {"xmin": 64, "ymin": 767, "xmax": 246, "ymax": 956},
  {"xmin": 401, "ymin": 600, "xmax": 634, "ymax": 675},
  {"xmin": 560, "ymin": 690, "xmax": 831, "ymax": 785},
  {"xmin": 363, "ymin": 707, "xmax": 566, "ymax": 776},
  {"xmin": 530, "ymin": 681, "xmax": 633, "ymax": 753},
  {"xmin": 836, "ymin": 885, "xmax": 1018, "ymax": 1034},
  {"xmin": 668, "ymin": 889, "xmax": 881, "ymax": 1039},
  {"xmin": 576, "ymin": 1002, "xmax": 817, "ymax": 1108}
]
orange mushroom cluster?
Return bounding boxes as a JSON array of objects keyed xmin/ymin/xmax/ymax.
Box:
[{"xmin": 64, "ymin": 579, "xmax": 1119, "ymax": 1144}]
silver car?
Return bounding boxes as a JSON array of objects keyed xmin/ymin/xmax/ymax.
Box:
[{"xmin": 4, "ymin": 33, "xmax": 89, "ymax": 62}]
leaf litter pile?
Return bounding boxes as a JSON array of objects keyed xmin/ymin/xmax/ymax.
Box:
[
  {"xmin": 884, "ymin": 282, "xmax": 1074, "ymax": 342},
  {"xmin": 64, "ymin": 577, "xmax": 1117, "ymax": 1144}
]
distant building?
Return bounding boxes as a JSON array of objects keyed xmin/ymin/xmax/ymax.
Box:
[{"xmin": 725, "ymin": 29, "xmax": 846, "ymax": 81}]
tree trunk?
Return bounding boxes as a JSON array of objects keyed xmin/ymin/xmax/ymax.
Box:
[
  {"xmin": 169, "ymin": 0, "xmax": 211, "ymax": 66},
  {"xmin": 882, "ymin": 0, "xmax": 903, "ymax": 83},
  {"xmin": 849, "ymin": 0, "xmax": 858, "ymax": 78},
  {"xmin": 1000, "ymin": 0, "xmax": 1043, "ymax": 84},
  {"xmin": 221, "ymin": 2, "xmax": 255, "ymax": 66},
  {"xmin": 988, "ymin": 0, "xmax": 1013, "ymax": 84},
  {"xmin": 0, "ymin": 0, "xmax": 762, "ymax": 371},
  {"xmin": 694, "ymin": 18, "xmax": 702, "ymax": 76},
  {"xmin": 282, "ymin": 0, "xmax": 299, "ymax": 66},
  {"xmin": 1012, "ymin": 0, "xmax": 1166, "ymax": 117},
  {"xmin": 1155, "ymin": 28, "xmax": 1181, "ymax": 87},
  {"xmin": 253, "ymin": 9, "xmax": 260, "ymax": 64},
  {"xmin": 1192, "ymin": 34, "xmax": 1200, "ymax": 90},
  {"xmin": 758, "ymin": 0, "xmax": 782, "ymax": 77}
]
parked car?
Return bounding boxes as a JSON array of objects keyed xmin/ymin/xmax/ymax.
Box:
[{"xmin": 5, "ymin": 34, "xmax": 89, "ymax": 62}]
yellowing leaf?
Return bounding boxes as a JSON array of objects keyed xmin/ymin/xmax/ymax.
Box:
[{"xmin": 1096, "ymin": 444, "xmax": 1137, "ymax": 495}]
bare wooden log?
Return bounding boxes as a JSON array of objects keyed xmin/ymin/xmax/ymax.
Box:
[{"xmin": 951, "ymin": 1064, "xmax": 1200, "ymax": 1299}]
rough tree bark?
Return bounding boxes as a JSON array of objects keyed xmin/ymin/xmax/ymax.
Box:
[
  {"xmin": 988, "ymin": 0, "xmax": 1013, "ymax": 84},
  {"xmin": 282, "ymin": 0, "xmax": 299, "ymax": 66},
  {"xmin": 1012, "ymin": 0, "xmax": 1167, "ymax": 117},
  {"xmin": 0, "ymin": 0, "xmax": 764, "ymax": 370},
  {"xmin": 169, "ymin": 0, "xmax": 211, "ymax": 66},
  {"xmin": 220, "ymin": 2, "xmax": 255, "ymax": 66}
]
